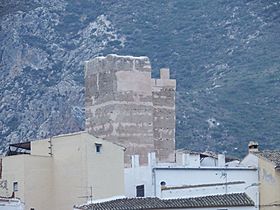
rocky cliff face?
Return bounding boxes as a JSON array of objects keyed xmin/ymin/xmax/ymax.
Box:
[{"xmin": 1, "ymin": 0, "xmax": 279, "ymax": 156}]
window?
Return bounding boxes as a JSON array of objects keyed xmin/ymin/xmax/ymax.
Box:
[
  {"xmin": 160, "ymin": 181, "xmax": 166, "ymax": 186},
  {"xmin": 160, "ymin": 181, "xmax": 166, "ymax": 190},
  {"xmin": 95, "ymin": 143, "xmax": 102, "ymax": 153},
  {"xmin": 136, "ymin": 185, "xmax": 144, "ymax": 197},
  {"xmin": 13, "ymin": 182, "xmax": 18, "ymax": 192}
]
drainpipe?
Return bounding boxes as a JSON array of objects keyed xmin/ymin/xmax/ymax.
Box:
[{"xmin": 152, "ymin": 168, "xmax": 157, "ymax": 197}]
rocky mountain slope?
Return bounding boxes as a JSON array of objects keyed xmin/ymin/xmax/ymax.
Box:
[{"xmin": 1, "ymin": 0, "xmax": 279, "ymax": 156}]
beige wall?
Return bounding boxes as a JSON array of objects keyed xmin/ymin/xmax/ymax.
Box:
[
  {"xmin": 259, "ymin": 158, "xmax": 280, "ymax": 210},
  {"xmin": 1, "ymin": 155, "xmax": 53, "ymax": 210},
  {"xmin": 85, "ymin": 136, "xmax": 125, "ymax": 199},
  {"xmin": 31, "ymin": 138, "xmax": 51, "ymax": 156},
  {"xmin": 0, "ymin": 132, "xmax": 124, "ymax": 210}
]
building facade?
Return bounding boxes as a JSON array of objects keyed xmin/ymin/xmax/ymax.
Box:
[
  {"xmin": 85, "ymin": 54, "xmax": 176, "ymax": 166},
  {"xmin": 242, "ymin": 142, "xmax": 280, "ymax": 210},
  {"xmin": 0, "ymin": 132, "xmax": 125, "ymax": 210},
  {"xmin": 125, "ymin": 151, "xmax": 259, "ymax": 209}
]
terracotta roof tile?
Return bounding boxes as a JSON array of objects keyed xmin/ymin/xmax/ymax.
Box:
[{"xmin": 76, "ymin": 193, "xmax": 254, "ymax": 210}]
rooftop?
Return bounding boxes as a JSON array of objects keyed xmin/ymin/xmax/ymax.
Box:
[
  {"xmin": 76, "ymin": 193, "xmax": 254, "ymax": 210},
  {"xmin": 254, "ymin": 150, "xmax": 280, "ymax": 168},
  {"xmin": 176, "ymin": 149, "xmax": 239, "ymax": 162}
]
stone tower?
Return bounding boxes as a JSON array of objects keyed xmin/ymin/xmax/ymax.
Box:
[
  {"xmin": 85, "ymin": 54, "xmax": 176, "ymax": 166},
  {"xmin": 152, "ymin": 68, "xmax": 176, "ymax": 162}
]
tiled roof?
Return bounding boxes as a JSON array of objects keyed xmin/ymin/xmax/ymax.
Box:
[
  {"xmin": 255, "ymin": 150, "xmax": 280, "ymax": 167},
  {"xmin": 76, "ymin": 193, "xmax": 254, "ymax": 210}
]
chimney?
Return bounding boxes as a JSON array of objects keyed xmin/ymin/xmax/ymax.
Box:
[
  {"xmin": 248, "ymin": 141, "xmax": 259, "ymax": 153},
  {"xmin": 218, "ymin": 154, "xmax": 225, "ymax": 167}
]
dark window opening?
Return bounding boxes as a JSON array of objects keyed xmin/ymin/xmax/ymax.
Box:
[
  {"xmin": 95, "ymin": 143, "xmax": 102, "ymax": 153},
  {"xmin": 13, "ymin": 182, "xmax": 18, "ymax": 192},
  {"xmin": 136, "ymin": 185, "xmax": 144, "ymax": 197},
  {"xmin": 160, "ymin": 181, "xmax": 166, "ymax": 186}
]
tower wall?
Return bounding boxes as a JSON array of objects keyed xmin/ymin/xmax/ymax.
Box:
[
  {"xmin": 152, "ymin": 68, "xmax": 176, "ymax": 162},
  {"xmin": 85, "ymin": 55, "xmax": 154, "ymax": 166},
  {"xmin": 85, "ymin": 55, "xmax": 176, "ymax": 166}
]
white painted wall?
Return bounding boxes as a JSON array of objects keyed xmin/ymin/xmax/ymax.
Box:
[
  {"xmin": 125, "ymin": 154, "xmax": 155, "ymax": 197},
  {"xmin": 0, "ymin": 198, "xmax": 24, "ymax": 210},
  {"xmin": 155, "ymin": 167, "xmax": 258, "ymax": 205},
  {"xmin": 241, "ymin": 153, "xmax": 259, "ymax": 168},
  {"xmin": 125, "ymin": 153, "xmax": 259, "ymax": 209}
]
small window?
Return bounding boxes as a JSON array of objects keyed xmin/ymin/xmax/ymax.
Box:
[
  {"xmin": 136, "ymin": 185, "xmax": 144, "ymax": 197},
  {"xmin": 160, "ymin": 181, "xmax": 166, "ymax": 189},
  {"xmin": 95, "ymin": 143, "xmax": 102, "ymax": 153},
  {"xmin": 13, "ymin": 182, "xmax": 18, "ymax": 192}
]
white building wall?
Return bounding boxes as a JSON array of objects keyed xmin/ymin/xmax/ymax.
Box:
[
  {"xmin": 125, "ymin": 153, "xmax": 259, "ymax": 209},
  {"xmin": 241, "ymin": 153, "xmax": 259, "ymax": 168},
  {"xmin": 125, "ymin": 154, "xmax": 155, "ymax": 197},
  {"xmin": 155, "ymin": 168, "xmax": 258, "ymax": 205},
  {"xmin": 0, "ymin": 199, "xmax": 24, "ymax": 210},
  {"xmin": 200, "ymin": 157, "xmax": 217, "ymax": 166},
  {"xmin": 125, "ymin": 165, "xmax": 153, "ymax": 197}
]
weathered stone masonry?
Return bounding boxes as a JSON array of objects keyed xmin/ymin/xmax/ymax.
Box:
[{"xmin": 85, "ymin": 54, "xmax": 176, "ymax": 166}]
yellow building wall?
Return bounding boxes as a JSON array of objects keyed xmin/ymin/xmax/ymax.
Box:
[
  {"xmin": 1, "ymin": 155, "xmax": 53, "ymax": 210},
  {"xmin": 51, "ymin": 132, "xmax": 125, "ymax": 210},
  {"xmin": 1, "ymin": 155, "xmax": 25, "ymax": 200},
  {"xmin": 259, "ymin": 158, "xmax": 280, "ymax": 210},
  {"xmin": 31, "ymin": 139, "xmax": 52, "ymax": 156},
  {"xmin": 85, "ymin": 136, "xmax": 125, "ymax": 199},
  {"xmin": 51, "ymin": 133, "xmax": 88, "ymax": 210},
  {"xmin": 0, "ymin": 132, "xmax": 125, "ymax": 210}
]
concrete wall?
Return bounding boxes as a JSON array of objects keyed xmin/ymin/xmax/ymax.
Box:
[{"xmin": 85, "ymin": 54, "xmax": 176, "ymax": 166}]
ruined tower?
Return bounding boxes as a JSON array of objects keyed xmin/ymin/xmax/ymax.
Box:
[{"xmin": 85, "ymin": 54, "xmax": 176, "ymax": 166}]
